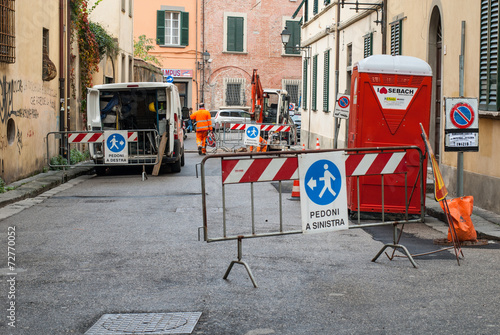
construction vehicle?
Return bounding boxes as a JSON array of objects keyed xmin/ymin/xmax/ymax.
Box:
[{"xmin": 250, "ymin": 69, "xmax": 296, "ymax": 149}]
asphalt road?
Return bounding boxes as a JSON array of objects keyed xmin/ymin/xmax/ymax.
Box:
[{"xmin": 1, "ymin": 133, "xmax": 499, "ymax": 334}]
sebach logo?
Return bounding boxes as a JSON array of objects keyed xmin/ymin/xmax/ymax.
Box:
[{"xmin": 377, "ymin": 87, "xmax": 415, "ymax": 95}]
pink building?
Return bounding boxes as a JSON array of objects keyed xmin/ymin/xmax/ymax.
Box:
[{"xmin": 201, "ymin": 0, "xmax": 303, "ymax": 111}]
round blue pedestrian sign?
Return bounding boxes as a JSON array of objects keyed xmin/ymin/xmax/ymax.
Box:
[
  {"xmin": 304, "ymin": 159, "xmax": 342, "ymax": 206},
  {"xmin": 166, "ymin": 75, "xmax": 174, "ymax": 83},
  {"xmin": 106, "ymin": 133, "xmax": 126, "ymax": 153},
  {"xmin": 246, "ymin": 125, "xmax": 259, "ymax": 139}
]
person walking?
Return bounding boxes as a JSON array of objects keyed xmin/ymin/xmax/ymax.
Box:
[{"xmin": 190, "ymin": 103, "xmax": 213, "ymax": 155}]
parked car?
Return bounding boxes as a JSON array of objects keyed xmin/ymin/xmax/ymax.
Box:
[
  {"xmin": 210, "ymin": 110, "xmax": 218, "ymax": 126},
  {"xmin": 291, "ymin": 114, "xmax": 301, "ymax": 142},
  {"xmin": 214, "ymin": 109, "xmax": 253, "ymax": 128}
]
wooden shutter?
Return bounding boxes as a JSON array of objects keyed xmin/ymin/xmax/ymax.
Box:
[
  {"xmin": 303, "ymin": 59, "xmax": 308, "ymax": 109},
  {"xmin": 364, "ymin": 33, "xmax": 373, "ymax": 58},
  {"xmin": 286, "ymin": 20, "xmax": 301, "ymax": 55},
  {"xmin": 227, "ymin": 16, "xmax": 244, "ymax": 52},
  {"xmin": 313, "ymin": 0, "xmax": 318, "ymax": 15},
  {"xmin": 323, "ymin": 50, "xmax": 330, "ymax": 112},
  {"xmin": 312, "ymin": 55, "xmax": 318, "ymax": 111},
  {"xmin": 390, "ymin": 20, "xmax": 402, "ymax": 56},
  {"xmin": 480, "ymin": 0, "xmax": 499, "ymax": 110},
  {"xmin": 156, "ymin": 11, "xmax": 165, "ymax": 45},
  {"xmin": 180, "ymin": 12, "xmax": 189, "ymax": 46}
]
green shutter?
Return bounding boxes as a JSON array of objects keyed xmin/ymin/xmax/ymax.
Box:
[
  {"xmin": 156, "ymin": 11, "xmax": 165, "ymax": 45},
  {"xmin": 364, "ymin": 33, "xmax": 373, "ymax": 58},
  {"xmin": 391, "ymin": 21, "xmax": 402, "ymax": 55},
  {"xmin": 313, "ymin": 0, "xmax": 318, "ymax": 15},
  {"xmin": 286, "ymin": 20, "xmax": 301, "ymax": 55},
  {"xmin": 227, "ymin": 16, "xmax": 244, "ymax": 52},
  {"xmin": 180, "ymin": 12, "xmax": 189, "ymax": 46},
  {"xmin": 305, "ymin": 0, "xmax": 308, "ymax": 22},
  {"xmin": 303, "ymin": 59, "xmax": 308, "ymax": 109},
  {"xmin": 312, "ymin": 55, "xmax": 318, "ymax": 111},
  {"xmin": 480, "ymin": 0, "xmax": 499, "ymax": 111},
  {"xmin": 323, "ymin": 50, "xmax": 330, "ymax": 112}
]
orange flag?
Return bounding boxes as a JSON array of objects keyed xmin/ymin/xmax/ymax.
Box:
[{"xmin": 420, "ymin": 123, "xmax": 448, "ymax": 201}]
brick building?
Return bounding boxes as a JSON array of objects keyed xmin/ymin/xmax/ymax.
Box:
[{"xmin": 201, "ymin": 0, "xmax": 303, "ymax": 112}]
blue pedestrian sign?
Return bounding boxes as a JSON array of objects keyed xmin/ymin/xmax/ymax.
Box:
[
  {"xmin": 104, "ymin": 130, "xmax": 128, "ymax": 163},
  {"xmin": 244, "ymin": 124, "xmax": 260, "ymax": 146},
  {"xmin": 299, "ymin": 151, "xmax": 349, "ymax": 234}
]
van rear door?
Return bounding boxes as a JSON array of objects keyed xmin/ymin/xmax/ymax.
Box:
[{"xmin": 87, "ymin": 88, "xmax": 101, "ymax": 130}]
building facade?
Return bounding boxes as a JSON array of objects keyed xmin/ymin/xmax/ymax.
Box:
[
  {"xmin": 0, "ymin": 0, "xmax": 62, "ymax": 184},
  {"xmin": 202, "ymin": 0, "xmax": 303, "ymax": 112},
  {"xmin": 134, "ymin": 0, "xmax": 202, "ymax": 110},
  {"xmin": 298, "ymin": 0, "xmax": 500, "ymax": 213}
]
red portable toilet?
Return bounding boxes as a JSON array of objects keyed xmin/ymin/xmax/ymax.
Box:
[{"xmin": 347, "ymin": 55, "xmax": 432, "ymax": 216}]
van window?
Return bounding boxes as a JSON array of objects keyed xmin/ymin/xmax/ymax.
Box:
[
  {"xmin": 230, "ymin": 111, "xmax": 241, "ymax": 117},
  {"xmin": 220, "ymin": 111, "xmax": 230, "ymax": 116}
]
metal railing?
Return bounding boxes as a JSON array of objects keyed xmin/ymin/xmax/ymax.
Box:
[{"xmin": 199, "ymin": 146, "xmax": 427, "ymax": 287}]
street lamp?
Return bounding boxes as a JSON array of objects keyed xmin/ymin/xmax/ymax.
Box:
[{"xmin": 280, "ymin": 27, "xmax": 291, "ymax": 47}]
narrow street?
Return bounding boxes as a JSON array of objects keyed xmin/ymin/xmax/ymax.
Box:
[{"xmin": 0, "ymin": 133, "xmax": 499, "ymax": 334}]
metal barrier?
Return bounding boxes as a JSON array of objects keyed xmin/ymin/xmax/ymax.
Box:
[
  {"xmin": 211, "ymin": 122, "xmax": 297, "ymax": 152},
  {"xmin": 199, "ymin": 146, "xmax": 427, "ymax": 287},
  {"xmin": 46, "ymin": 129, "xmax": 160, "ymax": 169}
]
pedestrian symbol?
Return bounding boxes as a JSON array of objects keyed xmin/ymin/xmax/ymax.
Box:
[
  {"xmin": 246, "ymin": 125, "xmax": 259, "ymax": 138},
  {"xmin": 106, "ymin": 133, "xmax": 126, "ymax": 153},
  {"xmin": 304, "ymin": 159, "xmax": 342, "ymax": 206}
]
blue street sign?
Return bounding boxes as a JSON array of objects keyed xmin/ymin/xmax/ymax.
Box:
[
  {"xmin": 166, "ymin": 75, "xmax": 174, "ymax": 83},
  {"xmin": 106, "ymin": 133, "xmax": 126, "ymax": 153},
  {"xmin": 246, "ymin": 125, "xmax": 259, "ymax": 139},
  {"xmin": 304, "ymin": 159, "xmax": 342, "ymax": 206}
]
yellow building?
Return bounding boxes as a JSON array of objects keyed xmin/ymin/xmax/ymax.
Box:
[
  {"xmin": 298, "ymin": 0, "xmax": 500, "ymax": 213},
  {"xmin": 0, "ymin": 0, "xmax": 62, "ymax": 184}
]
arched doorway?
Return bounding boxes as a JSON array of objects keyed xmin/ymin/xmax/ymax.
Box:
[{"xmin": 428, "ymin": 6, "xmax": 443, "ymax": 159}]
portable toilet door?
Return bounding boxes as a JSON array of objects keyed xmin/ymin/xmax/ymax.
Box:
[{"xmin": 347, "ymin": 55, "xmax": 433, "ymax": 216}]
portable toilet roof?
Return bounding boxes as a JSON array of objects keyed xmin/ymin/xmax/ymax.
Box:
[{"xmin": 355, "ymin": 55, "xmax": 432, "ymax": 76}]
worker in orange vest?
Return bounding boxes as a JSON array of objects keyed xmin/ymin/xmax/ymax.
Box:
[
  {"xmin": 249, "ymin": 135, "xmax": 267, "ymax": 152},
  {"xmin": 190, "ymin": 103, "xmax": 213, "ymax": 155}
]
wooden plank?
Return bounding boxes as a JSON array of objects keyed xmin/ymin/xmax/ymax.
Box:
[{"xmin": 152, "ymin": 132, "xmax": 168, "ymax": 176}]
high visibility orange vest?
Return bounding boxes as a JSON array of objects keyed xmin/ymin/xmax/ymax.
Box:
[{"xmin": 190, "ymin": 108, "xmax": 212, "ymax": 132}]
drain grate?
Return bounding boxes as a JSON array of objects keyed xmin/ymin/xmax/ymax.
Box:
[{"xmin": 85, "ymin": 312, "xmax": 202, "ymax": 335}]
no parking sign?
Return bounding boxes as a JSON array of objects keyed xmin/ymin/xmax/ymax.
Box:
[{"xmin": 445, "ymin": 98, "xmax": 479, "ymax": 152}]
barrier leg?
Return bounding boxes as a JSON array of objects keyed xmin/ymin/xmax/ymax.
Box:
[
  {"xmin": 223, "ymin": 236, "xmax": 258, "ymax": 288},
  {"xmin": 371, "ymin": 224, "xmax": 418, "ymax": 268}
]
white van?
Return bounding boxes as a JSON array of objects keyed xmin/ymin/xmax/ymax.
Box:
[{"xmin": 86, "ymin": 82, "xmax": 184, "ymax": 173}]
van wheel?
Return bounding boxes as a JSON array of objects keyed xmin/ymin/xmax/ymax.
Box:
[
  {"xmin": 171, "ymin": 141, "xmax": 182, "ymax": 173},
  {"xmin": 181, "ymin": 150, "xmax": 185, "ymax": 166}
]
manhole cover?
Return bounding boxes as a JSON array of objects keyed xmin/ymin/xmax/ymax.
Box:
[{"xmin": 85, "ymin": 312, "xmax": 202, "ymax": 335}]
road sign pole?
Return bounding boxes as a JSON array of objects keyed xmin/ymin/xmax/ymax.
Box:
[{"xmin": 457, "ymin": 21, "xmax": 466, "ymax": 197}]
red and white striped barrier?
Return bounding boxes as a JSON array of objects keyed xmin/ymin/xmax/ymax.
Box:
[
  {"xmin": 68, "ymin": 133, "xmax": 104, "ymax": 143},
  {"xmin": 222, "ymin": 157, "xmax": 298, "ymax": 184},
  {"xmin": 68, "ymin": 131, "xmax": 138, "ymax": 143},
  {"xmin": 345, "ymin": 152, "xmax": 407, "ymax": 176},
  {"xmin": 229, "ymin": 124, "xmax": 291, "ymax": 132}
]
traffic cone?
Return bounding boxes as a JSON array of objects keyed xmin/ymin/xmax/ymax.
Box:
[
  {"xmin": 302, "ymin": 143, "xmax": 306, "ymax": 151},
  {"xmin": 315, "ymin": 138, "xmax": 320, "ymax": 150},
  {"xmin": 290, "ymin": 179, "xmax": 301, "ymax": 200}
]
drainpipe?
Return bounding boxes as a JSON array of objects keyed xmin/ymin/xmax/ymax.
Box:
[
  {"xmin": 333, "ymin": 2, "xmax": 341, "ymax": 148},
  {"xmin": 66, "ymin": 0, "xmax": 71, "ymax": 134},
  {"xmin": 59, "ymin": 0, "xmax": 66, "ymax": 156},
  {"xmin": 382, "ymin": 0, "xmax": 387, "ymax": 54}
]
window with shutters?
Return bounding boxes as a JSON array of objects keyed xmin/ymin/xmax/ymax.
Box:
[
  {"xmin": 364, "ymin": 33, "xmax": 373, "ymax": 58},
  {"xmin": 224, "ymin": 78, "xmax": 246, "ymax": 106},
  {"xmin": 156, "ymin": 10, "xmax": 189, "ymax": 47},
  {"xmin": 284, "ymin": 20, "xmax": 301, "ymax": 55},
  {"xmin": 312, "ymin": 54, "xmax": 318, "ymax": 111},
  {"xmin": 390, "ymin": 20, "xmax": 402, "ymax": 55},
  {"xmin": 0, "ymin": 0, "xmax": 15, "ymax": 63},
  {"xmin": 224, "ymin": 13, "xmax": 246, "ymax": 53},
  {"xmin": 313, "ymin": 0, "xmax": 318, "ymax": 15},
  {"xmin": 283, "ymin": 79, "xmax": 301, "ymax": 105},
  {"xmin": 480, "ymin": 0, "xmax": 499, "ymax": 111},
  {"xmin": 303, "ymin": 59, "xmax": 308, "ymax": 109},
  {"xmin": 323, "ymin": 50, "xmax": 330, "ymax": 112}
]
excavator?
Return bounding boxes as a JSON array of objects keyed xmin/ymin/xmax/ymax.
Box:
[{"xmin": 249, "ymin": 69, "xmax": 296, "ymax": 148}]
